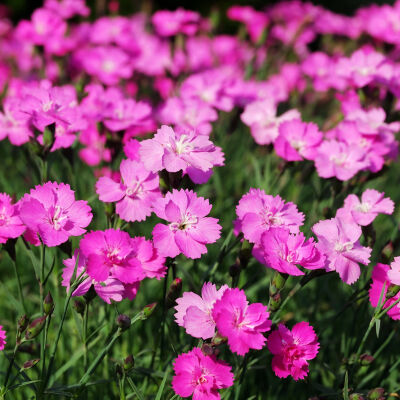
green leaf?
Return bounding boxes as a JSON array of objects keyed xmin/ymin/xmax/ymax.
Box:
[
  {"xmin": 127, "ymin": 377, "xmax": 145, "ymax": 400},
  {"xmin": 343, "ymin": 371, "xmax": 349, "ymax": 400},
  {"xmin": 375, "ymin": 319, "xmax": 381, "ymax": 338},
  {"xmin": 155, "ymin": 369, "xmax": 169, "ymax": 400}
]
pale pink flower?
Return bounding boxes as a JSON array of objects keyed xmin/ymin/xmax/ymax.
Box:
[
  {"xmin": 275, "ymin": 119, "xmax": 322, "ymax": 161},
  {"xmin": 235, "ymin": 188, "xmax": 304, "ymax": 246},
  {"xmin": 255, "ymin": 228, "xmax": 325, "ymax": 276},
  {"xmin": 0, "ymin": 326, "xmax": 6, "ymax": 351},
  {"xmin": 212, "ymin": 288, "xmax": 271, "ymax": 356},
  {"xmin": 268, "ymin": 322, "xmax": 319, "ymax": 381},
  {"xmin": 19, "ymin": 182, "xmax": 92, "ymax": 247},
  {"xmin": 140, "ymin": 125, "xmax": 224, "ymax": 184},
  {"xmin": 174, "ymin": 282, "xmax": 228, "ymax": 339},
  {"xmin": 387, "ymin": 257, "xmax": 400, "ymax": 286},
  {"xmin": 172, "ymin": 348, "xmax": 234, "ymax": 400},
  {"xmin": 312, "ymin": 217, "xmax": 371, "ymax": 284},
  {"xmin": 0, "ymin": 193, "xmax": 25, "ymax": 244},
  {"xmin": 369, "ymin": 263, "xmax": 400, "ymax": 320},
  {"xmin": 80, "ymin": 229, "xmax": 166, "ymax": 284},
  {"xmin": 123, "ymin": 139, "xmax": 140, "ymax": 161},
  {"xmin": 152, "ymin": 9, "xmax": 201, "ymax": 37},
  {"xmin": 337, "ymin": 189, "xmax": 394, "ymax": 226},
  {"xmin": 152, "ymin": 189, "xmax": 221, "ymax": 259},
  {"xmin": 96, "ymin": 159, "xmax": 161, "ymax": 222},
  {"xmin": 44, "ymin": 0, "xmax": 90, "ymax": 19}
]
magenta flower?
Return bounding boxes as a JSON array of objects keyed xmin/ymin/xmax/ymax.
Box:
[
  {"xmin": 312, "ymin": 217, "xmax": 371, "ymax": 285},
  {"xmin": 152, "ymin": 189, "xmax": 221, "ymax": 259},
  {"xmin": 275, "ymin": 119, "xmax": 322, "ymax": 161},
  {"xmin": 235, "ymin": 188, "xmax": 304, "ymax": 246},
  {"xmin": 268, "ymin": 322, "xmax": 319, "ymax": 381},
  {"xmin": 337, "ymin": 189, "xmax": 394, "ymax": 226},
  {"xmin": 80, "ymin": 229, "xmax": 166, "ymax": 284},
  {"xmin": 241, "ymin": 99, "xmax": 300, "ymax": 145},
  {"xmin": 96, "ymin": 159, "xmax": 161, "ymax": 222},
  {"xmin": 212, "ymin": 288, "xmax": 271, "ymax": 356},
  {"xmin": 19, "ymin": 182, "xmax": 92, "ymax": 247},
  {"xmin": 369, "ymin": 263, "xmax": 400, "ymax": 320},
  {"xmin": 172, "ymin": 348, "xmax": 234, "ymax": 400},
  {"xmin": 152, "ymin": 9, "xmax": 201, "ymax": 37},
  {"xmin": 255, "ymin": 228, "xmax": 325, "ymax": 276},
  {"xmin": 140, "ymin": 125, "xmax": 224, "ymax": 184},
  {"xmin": 0, "ymin": 193, "xmax": 25, "ymax": 244},
  {"xmin": 175, "ymin": 282, "xmax": 228, "ymax": 339},
  {"xmin": 0, "ymin": 326, "xmax": 6, "ymax": 351},
  {"xmin": 78, "ymin": 124, "xmax": 112, "ymax": 167}
]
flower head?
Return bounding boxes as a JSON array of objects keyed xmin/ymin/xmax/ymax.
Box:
[
  {"xmin": 0, "ymin": 193, "xmax": 25, "ymax": 244},
  {"xmin": 0, "ymin": 326, "xmax": 6, "ymax": 351}
]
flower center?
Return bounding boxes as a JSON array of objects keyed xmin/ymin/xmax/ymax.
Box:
[
  {"xmin": 42, "ymin": 100, "xmax": 53, "ymax": 112},
  {"xmin": 170, "ymin": 212, "xmax": 198, "ymax": 231},
  {"xmin": 102, "ymin": 60, "xmax": 116, "ymax": 73},
  {"xmin": 174, "ymin": 134, "xmax": 193, "ymax": 155},
  {"xmin": 330, "ymin": 153, "xmax": 347, "ymax": 167},
  {"xmin": 49, "ymin": 205, "xmax": 68, "ymax": 230},
  {"xmin": 334, "ymin": 241, "xmax": 354, "ymax": 252},
  {"xmin": 263, "ymin": 210, "xmax": 282, "ymax": 227},
  {"xmin": 289, "ymin": 139, "xmax": 305, "ymax": 152},
  {"xmin": 356, "ymin": 202, "xmax": 371, "ymax": 213},
  {"xmin": 125, "ymin": 182, "xmax": 142, "ymax": 198}
]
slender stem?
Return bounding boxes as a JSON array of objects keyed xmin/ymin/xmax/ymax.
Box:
[
  {"xmin": 3, "ymin": 344, "xmax": 19, "ymax": 389},
  {"xmin": 11, "ymin": 259, "xmax": 26, "ymax": 314},
  {"xmin": 83, "ymin": 303, "xmax": 89, "ymax": 370},
  {"xmin": 118, "ymin": 375, "xmax": 126, "ymax": 400},
  {"xmin": 39, "ymin": 244, "xmax": 46, "ymax": 398}
]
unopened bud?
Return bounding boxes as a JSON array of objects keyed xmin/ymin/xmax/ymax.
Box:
[
  {"xmin": 25, "ymin": 316, "xmax": 47, "ymax": 340},
  {"xmin": 268, "ymin": 293, "xmax": 281, "ymax": 312},
  {"xmin": 387, "ymin": 284, "xmax": 400, "ymax": 299},
  {"xmin": 43, "ymin": 292, "xmax": 54, "ymax": 315},
  {"xmin": 201, "ymin": 343, "xmax": 215, "ymax": 356},
  {"xmin": 22, "ymin": 359, "xmax": 40, "ymax": 370},
  {"xmin": 17, "ymin": 315, "xmax": 29, "ymax": 334},
  {"xmin": 212, "ymin": 333, "xmax": 227, "ymax": 347},
  {"xmin": 229, "ymin": 261, "xmax": 241, "ymax": 278},
  {"xmin": 359, "ymin": 353, "xmax": 374, "ymax": 366},
  {"xmin": 140, "ymin": 303, "xmax": 157, "ymax": 320},
  {"xmin": 238, "ymin": 239, "xmax": 253, "ymax": 268},
  {"xmin": 123, "ymin": 354, "xmax": 134, "ymax": 372},
  {"xmin": 165, "ymin": 278, "xmax": 182, "ymax": 309},
  {"xmin": 367, "ymin": 388, "xmax": 385, "ymax": 400},
  {"xmin": 116, "ymin": 314, "xmax": 131, "ymax": 331},
  {"xmin": 271, "ymin": 272, "xmax": 287, "ymax": 292},
  {"xmin": 115, "ymin": 363, "xmax": 124, "ymax": 378},
  {"xmin": 350, "ymin": 394, "xmax": 365, "ymax": 400},
  {"xmin": 73, "ymin": 299, "xmax": 85, "ymax": 316},
  {"xmin": 84, "ymin": 286, "xmax": 97, "ymax": 304}
]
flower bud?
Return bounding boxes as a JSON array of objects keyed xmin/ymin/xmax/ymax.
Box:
[
  {"xmin": 25, "ymin": 315, "xmax": 47, "ymax": 340},
  {"xmin": 359, "ymin": 353, "xmax": 374, "ymax": 366},
  {"xmin": 367, "ymin": 388, "xmax": 385, "ymax": 400},
  {"xmin": 239, "ymin": 239, "xmax": 253, "ymax": 268},
  {"xmin": 271, "ymin": 272, "xmax": 287, "ymax": 291},
  {"xmin": 116, "ymin": 314, "xmax": 131, "ymax": 331},
  {"xmin": 22, "ymin": 359, "xmax": 40, "ymax": 370},
  {"xmin": 229, "ymin": 261, "xmax": 241, "ymax": 278},
  {"xmin": 387, "ymin": 284, "xmax": 400, "ymax": 299},
  {"xmin": 201, "ymin": 343, "xmax": 215, "ymax": 356},
  {"xmin": 140, "ymin": 303, "xmax": 157, "ymax": 320},
  {"xmin": 115, "ymin": 363, "xmax": 124, "ymax": 378},
  {"xmin": 43, "ymin": 292, "xmax": 54, "ymax": 316},
  {"xmin": 165, "ymin": 278, "xmax": 182, "ymax": 309},
  {"xmin": 268, "ymin": 293, "xmax": 281, "ymax": 312},
  {"xmin": 123, "ymin": 355, "xmax": 134, "ymax": 372},
  {"xmin": 212, "ymin": 333, "xmax": 227, "ymax": 347},
  {"xmin": 73, "ymin": 299, "xmax": 86, "ymax": 316},
  {"xmin": 350, "ymin": 394, "xmax": 365, "ymax": 400},
  {"xmin": 83, "ymin": 286, "xmax": 97, "ymax": 304},
  {"xmin": 17, "ymin": 315, "xmax": 29, "ymax": 334}
]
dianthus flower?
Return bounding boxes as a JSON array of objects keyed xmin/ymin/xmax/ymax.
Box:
[
  {"xmin": 0, "ymin": 193, "xmax": 25, "ymax": 244},
  {"xmin": 268, "ymin": 322, "xmax": 319, "ymax": 381},
  {"xmin": 388, "ymin": 257, "xmax": 400, "ymax": 285},
  {"xmin": 152, "ymin": 9, "xmax": 201, "ymax": 37},
  {"xmin": 241, "ymin": 99, "xmax": 300, "ymax": 145},
  {"xmin": 96, "ymin": 159, "xmax": 161, "ymax": 222},
  {"xmin": 369, "ymin": 263, "xmax": 400, "ymax": 320},
  {"xmin": 312, "ymin": 217, "xmax": 371, "ymax": 284},
  {"xmin": 235, "ymin": 188, "xmax": 304, "ymax": 246},
  {"xmin": 337, "ymin": 189, "xmax": 394, "ymax": 226},
  {"xmin": 140, "ymin": 125, "xmax": 224, "ymax": 184},
  {"xmin": 80, "ymin": 229, "xmax": 166, "ymax": 284},
  {"xmin": 255, "ymin": 228, "xmax": 325, "ymax": 276},
  {"xmin": 175, "ymin": 282, "xmax": 228, "ymax": 339},
  {"xmin": 212, "ymin": 288, "xmax": 271, "ymax": 356},
  {"xmin": 19, "ymin": 182, "xmax": 92, "ymax": 247},
  {"xmin": 275, "ymin": 119, "xmax": 322, "ymax": 161},
  {"xmin": 172, "ymin": 348, "xmax": 234, "ymax": 400},
  {"xmin": 152, "ymin": 189, "xmax": 221, "ymax": 259},
  {"xmin": 0, "ymin": 326, "xmax": 6, "ymax": 351}
]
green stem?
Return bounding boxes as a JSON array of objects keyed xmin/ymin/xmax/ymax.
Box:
[
  {"xmin": 3, "ymin": 344, "xmax": 19, "ymax": 390},
  {"xmin": 39, "ymin": 244, "xmax": 46, "ymax": 398},
  {"xmin": 83, "ymin": 303, "xmax": 89, "ymax": 370},
  {"xmin": 118, "ymin": 375, "xmax": 126, "ymax": 400},
  {"xmin": 11, "ymin": 259, "xmax": 26, "ymax": 314}
]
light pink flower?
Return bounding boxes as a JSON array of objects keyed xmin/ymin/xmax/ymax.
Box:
[
  {"xmin": 235, "ymin": 188, "xmax": 304, "ymax": 246},
  {"xmin": 96, "ymin": 159, "xmax": 161, "ymax": 222},
  {"xmin": 140, "ymin": 125, "xmax": 224, "ymax": 184},
  {"xmin": 387, "ymin": 257, "xmax": 400, "ymax": 286},
  {"xmin": 123, "ymin": 139, "xmax": 140, "ymax": 161},
  {"xmin": 241, "ymin": 99, "xmax": 300, "ymax": 145},
  {"xmin": 254, "ymin": 228, "xmax": 325, "ymax": 276},
  {"xmin": 19, "ymin": 182, "xmax": 92, "ymax": 247},
  {"xmin": 152, "ymin": 9, "xmax": 201, "ymax": 37},
  {"xmin": 268, "ymin": 322, "xmax": 319, "ymax": 381},
  {"xmin": 369, "ymin": 263, "xmax": 400, "ymax": 320},
  {"xmin": 337, "ymin": 189, "xmax": 394, "ymax": 226},
  {"xmin": 275, "ymin": 119, "xmax": 322, "ymax": 161},
  {"xmin": 80, "ymin": 230, "xmax": 165, "ymax": 284},
  {"xmin": 0, "ymin": 326, "xmax": 6, "ymax": 351},
  {"xmin": 44, "ymin": 0, "xmax": 90, "ymax": 19},
  {"xmin": 212, "ymin": 288, "xmax": 271, "ymax": 356},
  {"xmin": 0, "ymin": 193, "xmax": 25, "ymax": 244},
  {"xmin": 152, "ymin": 189, "xmax": 221, "ymax": 259},
  {"xmin": 312, "ymin": 217, "xmax": 371, "ymax": 284},
  {"xmin": 172, "ymin": 348, "xmax": 234, "ymax": 400},
  {"xmin": 174, "ymin": 282, "xmax": 228, "ymax": 339}
]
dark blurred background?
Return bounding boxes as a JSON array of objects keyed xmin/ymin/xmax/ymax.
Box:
[{"xmin": 2, "ymin": 0, "xmax": 397, "ymax": 22}]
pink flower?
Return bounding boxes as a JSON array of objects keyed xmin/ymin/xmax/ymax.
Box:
[
  {"xmin": 123, "ymin": 139, "xmax": 140, "ymax": 161},
  {"xmin": 152, "ymin": 189, "xmax": 221, "ymax": 259},
  {"xmin": 275, "ymin": 119, "xmax": 322, "ymax": 161},
  {"xmin": 337, "ymin": 189, "xmax": 394, "ymax": 226},
  {"xmin": 80, "ymin": 229, "xmax": 166, "ymax": 284},
  {"xmin": 19, "ymin": 182, "xmax": 92, "ymax": 247},
  {"xmin": 235, "ymin": 188, "xmax": 304, "ymax": 246},
  {"xmin": 268, "ymin": 322, "xmax": 319, "ymax": 381},
  {"xmin": 44, "ymin": 0, "xmax": 90, "ymax": 19},
  {"xmin": 241, "ymin": 99, "xmax": 300, "ymax": 145},
  {"xmin": 140, "ymin": 125, "xmax": 224, "ymax": 184},
  {"xmin": 152, "ymin": 9, "xmax": 201, "ymax": 37},
  {"xmin": 0, "ymin": 193, "xmax": 25, "ymax": 244},
  {"xmin": 172, "ymin": 348, "xmax": 234, "ymax": 400},
  {"xmin": 96, "ymin": 159, "xmax": 161, "ymax": 222},
  {"xmin": 212, "ymin": 288, "xmax": 271, "ymax": 356},
  {"xmin": 175, "ymin": 282, "xmax": 228, "ymax": 339},
  {"xmin": 254, "ymin": 228, "xmax": 325, "ymax": 276},
  {"xmin": 314, "ymin": 140, "xmax": 368, "ymax": 181},
  {"xmin": 0, "ymin": 326, "xmax": 6, "ymax": 351},
  {"xmin": 312, "ymin": 217, "xmax": 371, "ymax": 284},
  {"xmin": 369, "ymin": 263, "xmax": 400, "ymax": 320},
  {"xmin": 387, "ymin": 257, "xmax": 400, "ymax": 286}
]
